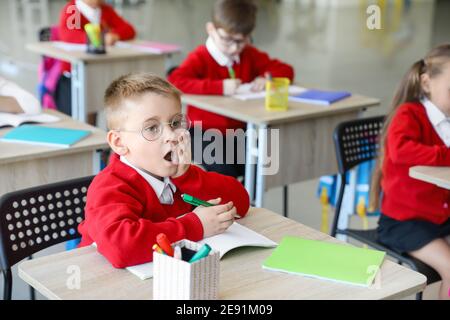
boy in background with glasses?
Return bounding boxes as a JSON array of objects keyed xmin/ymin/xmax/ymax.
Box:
[
  {"xmin": 78, "ymin": 73, "xmax": 250, "ymax": 268},
  {"xmin": 168, "ymin": 0, "xmax": 294, "ymax": 179}
]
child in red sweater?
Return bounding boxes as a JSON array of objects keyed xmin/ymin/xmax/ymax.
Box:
[
  {"xmin": 168, "ymin": 0, "xmax": 294, "ymax": 178},
  {"xmin": 78, "ymin": 73, "xmax": 250, "ymax": 268},
  {"xmin": 370, "ymin": 44, "xmax": 450, "ymax": 299},
  {"xmin": 56, "ymin": 0, "xmax": 136, "ymax": 117}
]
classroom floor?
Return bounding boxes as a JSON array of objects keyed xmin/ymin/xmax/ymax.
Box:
[{"xmin": 0, "ymin": 0, "xmax": 449, "ymax": 300}]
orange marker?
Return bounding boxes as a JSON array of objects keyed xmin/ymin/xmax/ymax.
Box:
[
  {"xmin": 156, "ymin": 233, "xmax": 174, "ymax": 257},
  {"xmin": 152, "ymin": 244, "xmax": 164, "ymax": 254}
]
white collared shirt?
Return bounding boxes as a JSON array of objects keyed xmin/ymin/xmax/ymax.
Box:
[
  {"xmin": 422, "ymin": 97, "xmax": 450, "ymax": 147},
  {"xmin": 120, "ymin": 156, "xmax": 176, "ymax": 205},
  {"xmin": 76, "ymin": 0, "xmax": 101, "ymax": 24},
  {"xmin": 0, "ymin": 77, "xmax": 41, "ymax": 115},
  {"xmin": 205, "ymin": 36, "xmax": 240, "ymax": 67}
]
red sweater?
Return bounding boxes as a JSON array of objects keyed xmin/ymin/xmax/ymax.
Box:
[
  {"xmin": 78, "ymin": 154, "xmax": 250, "ymax": 268},
  {"xmin": 381, "ymin": 102, "xmax": 450, "ymax": 224},
  {"xmin": 168, "ymin": 45, "xmax": 294, "ymax": 133},
  {"xmin": 58, "ymin": 0, "xmax": 136, "ymax": 73}
]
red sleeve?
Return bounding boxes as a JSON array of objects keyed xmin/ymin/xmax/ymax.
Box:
[
  {"xmin": 171, "ymin": 165, "xmax": 250, "ymax": 217},
  {"xmin": 248, "ymin": 46, "xmax": 295, "ymax": 81},
  {"xmin": 83, "ymin": 176, "xmax": 203, "ymax": 268},
  {"xmin": 167, "ymin": 49, "xmax": 224, "ymax": 95},
  {"xmin": 102, "ymin": 4, "xmax": 136, "ymax": 40},
  {"xmin": 387, "ymin": 106, "xmax": 450, "ymax": 166},
  {"xmin": 59, "ymin": 3, "xmax": 87, "ymax": 43}
]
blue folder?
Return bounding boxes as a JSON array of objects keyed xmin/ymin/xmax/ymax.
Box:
[
  {"xmin": 290, "ymin": 89, "xmax": 352, "ymax": 105},
  {"xmin": 0, "ymin": 125, "xmax": 91, "ymax": 148}
]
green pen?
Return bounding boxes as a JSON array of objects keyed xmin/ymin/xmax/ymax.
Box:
[
  {"xmin": 181, "ymin": 193, "xmax": 213, "ymax": 207},
  {"xmin": 228, "ymin": 66, "xmax": 236, "ymax": 79}
]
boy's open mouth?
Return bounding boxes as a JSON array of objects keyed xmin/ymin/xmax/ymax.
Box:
[
  {"xmin": 163, "ymin": 149, "xmax": 179, "ymax": 165},
  {"xmin": 164, "ymin": 150, "xmax": 173, "ymax": 162}
]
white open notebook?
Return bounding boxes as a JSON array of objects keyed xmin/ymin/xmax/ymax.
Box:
[
  {"xmin": 126, "ymin": 222, "xmax": 277, "ymax": 280},
  {"xmin": 232, "ymin": 84, "xmax": 306, "ymax": 101},
  {"xmin": 0, "ymin": 112, "xmax": 59, "ymax": 128}
]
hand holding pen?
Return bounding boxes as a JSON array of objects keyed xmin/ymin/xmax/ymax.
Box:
[{"xmin": 191, "ymin": 197, "xmax": 235, "ymax": 238}]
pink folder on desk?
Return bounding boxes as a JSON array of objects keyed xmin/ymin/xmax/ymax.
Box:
[{"xmin": 133, "ymin": 41, "xmax": 181, "ymax": 54}]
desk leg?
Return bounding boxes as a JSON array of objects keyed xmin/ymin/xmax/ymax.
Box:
[
  {"xmin": 165, "ymin": 53, "xmax": 174, "ymax": 73},
  {"xmin": 92, "ymin": 150, "xmax": 102, "ymax": 174},
  {"xmin": 283, "ymin": 185, "xmax": 288, "ymax": 217},
  {"xmin": 255, "ymin": 124, "xmax": 268, "ymax": 208},
  {"xmin": 245, "ymin": 122, "xmax": 257, "ymax": 204},
  {"xmin": 71, "ymin": 61, "xmax": 87, "ymax": 122}
]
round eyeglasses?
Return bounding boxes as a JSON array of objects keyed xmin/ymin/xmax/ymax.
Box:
[
  {"xmin": 215, "ymin": 29, "xmax": 249, "ymax": 48},
  {"xmin": 116, "ymin": 114, "xmax": 191, "ymax": 141}
]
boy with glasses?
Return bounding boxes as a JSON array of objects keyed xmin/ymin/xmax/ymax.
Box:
[
  {"xmin": 168, "ymin": 0, "xmax": 294, "ymax": 179},
  {"xmin": 78, "ymin": 73, "xmax": 250, "ymax": 268}
]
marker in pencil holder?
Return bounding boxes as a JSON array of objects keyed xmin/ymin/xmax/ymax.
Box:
[
  {"xmin": 153, "ymin": 239, "xmax": 220, "ymax": 300},
  {"xmin": 85, "ymin": 23, "xmax": 106, "ymax": 54},
  {"xmin": 265, "ymin": 77, "xmax": 290, "ymax": 111}
]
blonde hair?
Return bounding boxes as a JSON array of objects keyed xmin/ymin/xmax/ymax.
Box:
[
  {"xmin": 369, "ymin": 43, "xmax": 450, "ymax": 211},
  {"xmin": 104, "ymin": 72, "xmax": 181, "ymax": 130}
]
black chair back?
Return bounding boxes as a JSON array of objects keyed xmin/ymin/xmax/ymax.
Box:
[
  {"xmin": 333, "ymin": 116, "xmax": 385, "ymax": 174},
  {"xmin": 0, "ymin": 175, "xmax": 94, "ymax": 300},
  {"xmin": 331, "ymin": 116, "xmax": 385, "ymax": 237},
  {"xmin": 38, "ymin": 27, "xmax": 51, "ymax": 42}
]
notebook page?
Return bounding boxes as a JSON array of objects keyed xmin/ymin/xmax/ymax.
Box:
[
  {"xmin": 232, "ymin": 84, "xmax": 306, "ymax": 100},
  {"xmin": 0, "ymin": 112, "xmax": 59, "ymax": 127},
  {"xmin": 52, "ymin": 42, "xmax": 87, "ymax": 52},
  {"xmin": 198, "ymin": 222, "xmax": 277, "ymax": 258}
]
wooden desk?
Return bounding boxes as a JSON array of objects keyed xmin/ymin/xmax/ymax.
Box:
[
  {"xmin": 0, "ymin": 110, "xmax": 108, "ymax": 195},
  {"xmin": 26, "ymin": 41, "xmax": 179, "ymax": 122},
  {"xmin": 409, "ymin": 166, "xmax": 450, "ymax": 190},
  {"xmin": 18, "ymin": 207, "xmax": 426, "ymax": 300},
  {"xmin": 182, "ymin": 94, "xmax": 380, "ymax": 206}
]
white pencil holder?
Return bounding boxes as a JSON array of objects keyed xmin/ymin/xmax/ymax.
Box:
[{"xmin": 153, "ymin": 239, "xmax": 220, "ymax": 300}]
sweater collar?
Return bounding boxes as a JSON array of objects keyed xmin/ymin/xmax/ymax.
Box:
[
  {"xmin": 421, "ymin": 97, "xmax": 447, "ymax": 127},
  {"xmin": 75, "ymin": 0, "xmax": 101, "ymax": 24},
  {"xmin": 119, "ymin": 155, "xmax": 176, "ymax": 199},
  {"xmin": 205, "ymin": 36, "xmax": 240, "ymax": 67}
]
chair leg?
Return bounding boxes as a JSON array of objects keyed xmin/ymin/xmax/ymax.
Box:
[
  {"xmin": 3, "ymin": 269, "xmax": 12, "ymax": 300},
  {"xmin": 28, "ymin": 255, "xmax": 35, "ymax": 300},
  {"xmin": 283, "ymin": 185, "xmax": 288, "ymax": 218},
  {"xmin": 331, "ymin": 174, "xmax": 346, "ymax": 237},
  {"xmin": 416, "ymin": 292, "xmax": 423, "ymax": 300}
]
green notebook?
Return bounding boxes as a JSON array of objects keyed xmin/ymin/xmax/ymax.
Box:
[
  {"xmin": 0, "ymin": 125, "xmax": 91, "ymax": 148},
  {"xmin": 262, "ymin": 236, "xmax": 386, "ymax": 287}
]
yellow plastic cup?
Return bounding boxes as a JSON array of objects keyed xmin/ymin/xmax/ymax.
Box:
[{"xmin": 265, "ymin": 77, "xmax": 290, "ymax": 111}]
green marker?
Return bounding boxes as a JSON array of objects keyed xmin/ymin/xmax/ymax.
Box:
[
  {"xmin": 189, "ymin": 244, "xmax": 212, "ymax": 263},
  {"xmin": 181, "ymin": 193, "xmax": 213, "ymax": 207}
]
